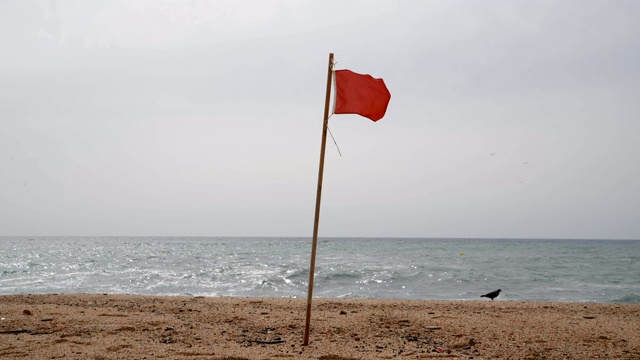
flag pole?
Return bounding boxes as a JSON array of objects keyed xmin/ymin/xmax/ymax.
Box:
[{"xmin": 303, "ymin": 52, "xmax": 334, "ymax": 346}]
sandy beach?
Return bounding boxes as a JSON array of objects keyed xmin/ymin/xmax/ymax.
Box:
[{"xmin": 0, "ymin": 294, "xmax": 638, "ymax": 359}]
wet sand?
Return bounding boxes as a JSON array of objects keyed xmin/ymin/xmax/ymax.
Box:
[{"xmin": 1, "ymin": 294, "xmax": 638, "ymax": 359}]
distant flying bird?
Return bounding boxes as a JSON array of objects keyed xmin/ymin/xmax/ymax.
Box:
[
  {"xmin": 490, "ymin": 153, "xmax": 495, "ymax": 156},
  {"xmin": 481, "ymin": 289, "xmax": 501, "ymax": 300},
  {"xmin": 523, "ymin": 162, "xmax": 529, "ymax": 164}
]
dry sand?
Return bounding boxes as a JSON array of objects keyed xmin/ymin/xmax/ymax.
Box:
[{"xmin": 1, "ymin": 294, "xmax": 638, "ymax": 359}]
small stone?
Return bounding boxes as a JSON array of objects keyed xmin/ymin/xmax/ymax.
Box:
[
  {"xmin": 23, "ymin": 310, "xmax": 32, "ymax": 316},
  {"xmin": 427, "ymin": 326, "xmax": 441, "ymax": 330},
  {"xmin": 340, "ymin": 310, "xmax": 347, "ymax": 315},
  {"xmin": 583, "ymin": 316, "xmax": 596, "ymax": 319}
]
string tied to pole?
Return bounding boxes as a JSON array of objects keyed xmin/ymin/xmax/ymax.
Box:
[{"xmin": 326, "ymin": 116, "xmax": 342, "ymax": 157}]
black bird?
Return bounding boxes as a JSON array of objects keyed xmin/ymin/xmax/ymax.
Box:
[{"xmin": 481, "ymin": 289, "xmax": 501, "ymax": 300}]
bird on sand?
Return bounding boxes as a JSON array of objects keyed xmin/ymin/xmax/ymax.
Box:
[{"xmin": 481, "ymin": 289, "xmax": 501, "ymax": 300}]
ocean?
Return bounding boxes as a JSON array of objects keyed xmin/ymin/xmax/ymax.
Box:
[{"xmin": 1, "ymin": 237, "xmax": 638, "ymax": 303}]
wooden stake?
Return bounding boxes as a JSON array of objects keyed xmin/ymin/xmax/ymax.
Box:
[{"xmin": 303, "ymin": 52, "xmax": 334, "ymax": 346}]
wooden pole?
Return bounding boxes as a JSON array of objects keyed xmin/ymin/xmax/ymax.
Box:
[{"xmin": 303, "ymin": 52, "xmax": 334, "ymax": 346}]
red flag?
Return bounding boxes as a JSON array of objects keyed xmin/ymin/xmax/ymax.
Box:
[{"xmin": 333, "ymin": 69, "xmax": 391, "ymax": 122}]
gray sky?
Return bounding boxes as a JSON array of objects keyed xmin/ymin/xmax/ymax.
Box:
[{"xmin": 2, "ymin": 0, "xmax": 639, "ymax": 239}]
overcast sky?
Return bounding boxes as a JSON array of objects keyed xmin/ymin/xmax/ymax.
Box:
[{"xmin": 1, "ymin": 0, "xmax": 639, "ymax": 239}]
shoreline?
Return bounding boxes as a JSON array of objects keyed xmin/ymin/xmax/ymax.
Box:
[{"xmin": 1, "ymin": 294, "xmax": 638, "ymax": 359}]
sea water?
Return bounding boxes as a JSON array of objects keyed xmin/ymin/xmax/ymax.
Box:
[{"xmin": 1, "ymin": 237, "xmax": 638, "ymax": 303}]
